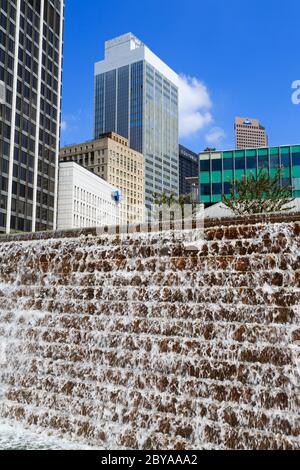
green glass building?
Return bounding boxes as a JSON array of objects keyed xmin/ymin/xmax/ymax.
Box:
[{"xmin": 199, "ymin": 145, "xmax": 300, "ymax": 204}]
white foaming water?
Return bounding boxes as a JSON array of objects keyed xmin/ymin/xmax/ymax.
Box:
[{"xmin": 0, "ymin": 420, "xmax": 96, "ymax": 450}]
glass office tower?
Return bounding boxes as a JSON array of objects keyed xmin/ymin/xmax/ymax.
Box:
[
  {"xmin": 199, "ymin": 145, "xmax": 300, "ymax": 204},
  {"xmin": 179, "ymin": 144, "xmax": 198, "ymax": 196},
  {"xmin": 94, "ymin": 33, "xmax": 179, "ymax": 208},
  {"xmin": 0, "ymin": 0, "xmax": 64, "ymax": 233}
]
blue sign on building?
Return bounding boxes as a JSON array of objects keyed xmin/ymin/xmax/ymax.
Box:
[{"xmin": 112, "ymin": 190, "xmax": 122, "ymax": 203}]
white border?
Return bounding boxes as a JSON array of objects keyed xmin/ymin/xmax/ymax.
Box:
[
  {"xmin": 31, "ymin": 0, "xmax": 45, "ymax": 232},
  {"xmin": 5, "ymin": 0, "xmax": 21, "ymax": 234},
  {"xmin": 53, "ymin": 0, "xmax": 65, "ymax": 230}
]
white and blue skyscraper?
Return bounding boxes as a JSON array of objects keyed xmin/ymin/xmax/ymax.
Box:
[{"xmin": 94, "ymin": 33, "xmax": 179, "ymax": 207}]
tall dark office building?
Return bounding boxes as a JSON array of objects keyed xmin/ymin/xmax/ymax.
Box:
[
  {"xmin": 0, "ymin": 0, "xmax": 64, "ymax": 234},
  {"xmin": 179, "ymin": 144, "xmax": 198, "ymax": 195}
]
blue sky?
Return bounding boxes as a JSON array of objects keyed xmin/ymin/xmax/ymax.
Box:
[{"xmin": 61, "ymin": 0, "xmax": 300, "ymax": 152}]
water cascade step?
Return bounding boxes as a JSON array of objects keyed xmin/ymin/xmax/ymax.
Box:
[{"xmin": 0, "ymin": 213, "xmax": 299, "ymax": 449}]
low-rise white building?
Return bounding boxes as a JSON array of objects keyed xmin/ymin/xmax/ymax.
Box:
[{"xmin": 57, "ymin": 162, "xmax": 120, "ymax": 230}]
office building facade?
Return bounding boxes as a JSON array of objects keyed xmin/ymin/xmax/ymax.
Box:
[
  {"xmin": 235, "ymin": 117, "xmax": 268, "ymax": 150},
  {"xmin": 199, "ymin": 145, "xmax": 300, "ymax": 205},
  {"xmin": 179, "ymin": 144, "xmax": 198, "ymax": 196},
  {"xmin": 60, "ymin": 132, "xmax": 145, "ymax": 225},
  {"xmin": 0, "ymin": 0, "xmax": 64, "ymax": 234},
  {"xmin": 57, "ymin": 161, "xmax": 120, "ymax": 230},
  {"xmin": 94, "ymin": 33, "xmax": 179, "ymax": 207}
]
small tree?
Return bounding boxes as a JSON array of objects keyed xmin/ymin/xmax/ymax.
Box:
[
  {"xmin": 177, "ymin": 194, "xmax": 193, "ymax": 228},
  {"xmin": 152, "ymin": 191, "xmax": 176, "ymax": 208},
  {"xmin": 152, "ymin": 191, "xmax": 176, "ymax": 226},
  {"xmin": 222, "ymin": 168, "xmax": 294, "ymax": 215},
  {"xmin": 178, "ymin": 193, "xmax": 191, "ymax": 216},
  {"xmin": 152, "ymin": 192, "xmax": 201, "ymax": 228}
]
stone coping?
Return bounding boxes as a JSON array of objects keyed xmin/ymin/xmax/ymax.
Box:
[{"xmin": 0, "ymin": 211, "xmax": 300, "ymax": 244}]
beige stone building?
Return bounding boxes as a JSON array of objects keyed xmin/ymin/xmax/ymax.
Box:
[
  {"xmin": 235, "ymin": 117, "xmax": 268, "ymax": 149},
  {"xmin": 60, "ymin": 133, "xmax": 144, "ymax": 225}
]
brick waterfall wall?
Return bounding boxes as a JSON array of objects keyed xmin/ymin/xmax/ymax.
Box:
[{"xmin": 0, "ymin": 214, "xmax": 300, "ymax": 450}]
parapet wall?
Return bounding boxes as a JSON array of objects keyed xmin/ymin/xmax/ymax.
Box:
[{"xmin": 0, "ymin": 213, "xmax": 300, "ymax": 449}]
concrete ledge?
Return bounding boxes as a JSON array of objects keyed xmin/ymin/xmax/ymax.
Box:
[
  {"xmin": 204, "ymin": 211, "xmax": 300, "ymax": 228},
  {"xmin": 0, "ymin": 211, "xmax": 300, "ymax": 244}
]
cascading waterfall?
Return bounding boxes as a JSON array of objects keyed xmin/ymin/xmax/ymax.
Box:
[{"xmin": 0, "ymin": 214, "xmax": 299, "ymax": 450}]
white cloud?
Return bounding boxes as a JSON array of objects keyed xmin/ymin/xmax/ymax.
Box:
[
  {"xmin": 178, "ymin": 75, "xmax": 213, "ymax": 138},
  {"xmin": 60, "ymin": 110, "xmax": 83, "ymax": 134},
  {"xmin": 61, "ymin": 120, "xmax": 67, "ymax": 131},
  {"xmin": 205, "ymin": 127, "xmax": 226, "ymax": 147}
]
